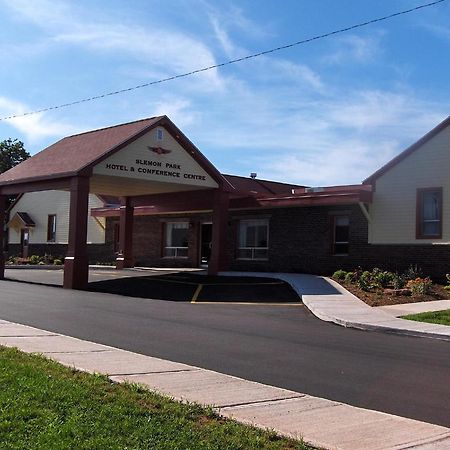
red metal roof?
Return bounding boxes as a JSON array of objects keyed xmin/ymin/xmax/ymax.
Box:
[
  {"xmin": 257, "ymin": 184, "xmax": 372, "ymax": 208},
  {"xmin": 223, "ymin": 174, "xmax": 304, "ymax": 197}
]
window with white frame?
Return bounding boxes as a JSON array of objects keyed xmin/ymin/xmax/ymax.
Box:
[
  {"xmin": 164, "ymin": 222, "xmax": 189, "ymax": 257},
  {"xmin": 237, "ymin": 219, "xmax": 269, "ymax": 260},
  {"xmin": 333, "ymin": 216, "xmax": 350, "ymax": 255}
]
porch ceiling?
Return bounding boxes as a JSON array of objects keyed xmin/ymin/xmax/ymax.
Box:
[{"xmin": 89, "ymin": 174, "xmax": 213, "ymax": 197}]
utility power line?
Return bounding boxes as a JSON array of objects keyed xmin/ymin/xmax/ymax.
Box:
[{"xmin": 0, "ymin": 0, "xmax": 446, "ymax": 122}]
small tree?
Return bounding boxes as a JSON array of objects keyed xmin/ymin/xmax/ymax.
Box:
[
  {"xmin": 0, "ymin": 139, "xmax": 31, "ymax": 210},
  {"xmin": 0, "ymin": 139, "xmax": 30, "ymax": 174}
]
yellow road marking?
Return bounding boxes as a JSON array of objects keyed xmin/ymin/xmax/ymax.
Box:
[{"xmin": 190, "ymin": 284, "xmax": 204, "ymax": 303}]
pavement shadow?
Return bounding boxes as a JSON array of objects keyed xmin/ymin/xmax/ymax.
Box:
[{"xmin": 88, "ymin": 273, "xmax": 301, "ymax": 303}]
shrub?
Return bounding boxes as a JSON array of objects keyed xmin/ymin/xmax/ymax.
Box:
[
  {"xmin": 332, "ymin": 270, "xmax": 348, "ymax": 280},
  {"xmin": 391, "ymin": 273, "xmax": 405, "ymax": 290},
  {"xmin": 53, "ymin": 259, "xmax": 63, "ymax": 266},
  {"xmin": 406, "ymin": 277, "xmax": 432, "ymax": 296},
  {"xmin": 403, "ymin": 265, "xmax": 423, "ymax": 281},
  {"xmin": 28, "ymin": 255, "xmax": 41, "ymax": 265},
  {"xmin": 43, "ymin": 253, "xmax": 55, "ymax": 264},
  {"xmin": 344, "ymin": 272, "xmax": 354, "ymax": 283},
  {"xmin": 372, "ymin": 269, "xmax": 395, "ymax": 288},
  {"xmin": 358, "ymin": 271, "xmax": 375, "ymax": 291}
]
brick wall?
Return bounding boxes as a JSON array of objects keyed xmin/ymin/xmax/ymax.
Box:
[
  {"xmin": 108, "ymin": 212, "xmax": 213, "ymax": 268},
  {"xmin": 99, "ymin": 205, "xmax": 450, "ymax": 279}
]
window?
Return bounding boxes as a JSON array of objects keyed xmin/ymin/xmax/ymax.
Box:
[
  {"xmin": 164, "ymin": 222, "xmax": 189, "ymax": 257},
  {"xmin": 417, "ymin": 188, "xmax": 442, "ymax": 239},
  {"xmin": 333, "ymin": 216, "xmax": 349, "ymax": 255},
  {"xmin": 237, "ymin": 219, "xmax": 269, "ymax": 260},
  {"xmin": 47, "ymin": 215, "xmax": 56, "ymax": 242},
  {"xmin": 156, "ymin": 128, "xmax": 164, "ymax": 141}
]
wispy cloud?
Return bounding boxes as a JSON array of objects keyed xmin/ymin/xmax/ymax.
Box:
[
  {"xmin": 193, "ymin": 86, "xmax": 447, "ymax": 186},
  {"xmin": 1, "ymin": 0, "xmax": 223, "ymax": 89},
  {"xmin": 0, "ymin": 97, "xmax": 80, "ymax": 143},
  {"xmin": 323, "ymin": 32, "xmax": 384, "ymax": 65}
]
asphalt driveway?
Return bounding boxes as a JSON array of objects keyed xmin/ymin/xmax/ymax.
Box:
[{"xmin": 0, "ymin": 277, "xmax": 449, "ymax": 427}]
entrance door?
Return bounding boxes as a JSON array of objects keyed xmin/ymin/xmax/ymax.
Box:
[
  {"xmin": 20, "ymin": 228, "xmax": 30, "ymax": 258},
  {"xmin": 200, "ymin": 223, "xmax": 213, "ymax": 265}
]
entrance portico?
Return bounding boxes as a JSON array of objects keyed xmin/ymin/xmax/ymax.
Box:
[{"xmin": 0, "ymin": 116, "xmax": 234, "ymax": 289}]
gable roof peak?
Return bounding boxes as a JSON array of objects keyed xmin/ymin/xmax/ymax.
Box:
[
  {"xmin": 363, "ymin": 114, "xmax": 450, "ymax": 185},
  {"xmin": 64, "ymin": 115, "xmax": 165, "ymax": 139}
]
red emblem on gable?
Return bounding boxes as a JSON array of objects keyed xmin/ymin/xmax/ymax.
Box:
[{"xmin": 148, "ymin": 146, "xmax": 171, "ymax": 155}]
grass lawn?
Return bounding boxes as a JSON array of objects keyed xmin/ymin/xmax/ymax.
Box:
[
  {"xmin": 0, "ymin": 346, "xmax": 313, "ymax": 450},
  {"xmin": 402, "ymin": 309, "xmax": 450, "ymax": 326}
]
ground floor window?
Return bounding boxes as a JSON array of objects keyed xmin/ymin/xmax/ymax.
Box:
[
  {"xmin": 417, "ymin": 187, "xmax": 442, "ymax": 239},
  {"xmin": 333, "ymin": 216, "xmax": 349, "ymax": 255},
  {"xmin": 47, "ymin": 214, "xmax": 56, "ymax": 242},
  {"xmin": 164, "ymin": 222, "xmax": 189, "ymax": 258},
  {"xmin": 237, "ymin": 219, "xmax": 269, "ymax": 260}
]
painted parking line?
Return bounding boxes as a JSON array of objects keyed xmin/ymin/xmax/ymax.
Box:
[{"xmin": 190, "ymin": 284, "xmax": 204, "ymax": 303}]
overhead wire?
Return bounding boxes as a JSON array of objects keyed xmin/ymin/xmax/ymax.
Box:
[{"xmin": 0, "ymin": 0, "xmax": 446, "ymax": 122}]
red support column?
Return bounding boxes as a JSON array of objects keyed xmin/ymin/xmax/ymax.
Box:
[
  {"xmin": 208, "ymin": 189, "xmax": 229, "ymax": 275},
  {"xmin": 0, "ymin": 195, "xmax": 5, "ymax": 280},
  {"xmin": 116, "ymin": 197, "xmax": 134, "ymax": 269},
  {"xmin": 63, "ymin": 176, "xmax": 90, "ymax": 290}
]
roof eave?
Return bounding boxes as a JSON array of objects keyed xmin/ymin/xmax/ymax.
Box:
[{"xmin": 363, "ymin": 114, "xmax": 450, "ymax": 185}]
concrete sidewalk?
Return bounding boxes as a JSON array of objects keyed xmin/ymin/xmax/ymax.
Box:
[
  {"xmin": 221, "ymin": 272, "xmax": 450, "ymax": 342},
  {"xmin": 378, "ymin": 300, "xmax": 450, "ymax": 317},
  {"xmin": 1, "ymin": 318, "xmax": 449, "ymax": 450}
]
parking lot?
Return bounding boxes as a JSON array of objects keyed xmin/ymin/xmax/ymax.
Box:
[{"xmin": 4, "ymin": 268, "xmax": 301, "ymax": 304}]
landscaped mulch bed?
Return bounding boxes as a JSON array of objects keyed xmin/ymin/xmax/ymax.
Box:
[{"xmin": 339, "ymin": 281, "xmax": 450, "ymax": 307}]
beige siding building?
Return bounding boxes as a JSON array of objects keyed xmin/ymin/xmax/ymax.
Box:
[
  {"xmin": 367, "ymin": 118, "xmax": 450, "ymax": 245},
  {"xmin": 8, "ymin": 191, "xmax": 105, "ymax": 245}
]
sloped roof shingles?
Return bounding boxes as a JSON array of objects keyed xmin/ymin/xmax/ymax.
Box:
[{"xmin": 0, "ymin": 117, "xmax": 162, "ymax": 184}]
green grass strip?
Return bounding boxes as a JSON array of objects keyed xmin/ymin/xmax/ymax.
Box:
[
  {"xmin": 402, "ymin": 309, "xmax": 450, "ymax": 326},
  {"xmin": 0, "ymin": 346, "xmax": 313, "ymax": 450}
]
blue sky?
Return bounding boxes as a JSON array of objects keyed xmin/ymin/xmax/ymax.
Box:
[{"xmin": 1, "ymin": 0, "xmax": 449, "ymax": 186}]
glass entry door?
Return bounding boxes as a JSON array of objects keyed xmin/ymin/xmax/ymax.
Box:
[{"xmin": 200, "ymin": 223, "xmax": 213, "ymax": 266}]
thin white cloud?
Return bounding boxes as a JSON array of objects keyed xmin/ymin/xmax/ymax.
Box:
[
  {"xmin": 151, "ymin": 98, "xmax": 199, "ymax": 128},
  {"xmin": 323, "ymin": 33, "xmax": 384, "ymax": 65},
  {"xmin": 1, "ymin": 0, "xmax": 223, "ymax": 89},
  {"xmin": 210, "ymin": 16, "xmax": 237, "ymax": 58},
  {"xmin": 0, "ymin": 97, "xmax": 80, "ymax": 144},
  {"xmin": 193, "ymin": 85, "xmax": 447, "ymax": 186}
]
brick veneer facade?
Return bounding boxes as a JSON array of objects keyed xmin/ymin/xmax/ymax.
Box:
[
  {"xmin": 8, "ymin": 204, "xmax": 449, "ymax": 279},
  {"xmin": 104, "ymin": 205, "xmax": 450, "ymax": 279}
]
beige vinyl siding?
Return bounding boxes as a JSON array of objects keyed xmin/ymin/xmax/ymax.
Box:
[
  {"xmin": 8, "ymin": 191, "xmax": 105, "ymax": 244},
  {"xmin": 91, "ymin": 126, "xmax": 218, "ymax": 196},
  {"xmin": 369, "ymin": 124, "xmax": 450, "ymax": 244}
]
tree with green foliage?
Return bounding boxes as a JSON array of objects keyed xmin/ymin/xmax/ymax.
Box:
[{"xmin": 0, "ymin": 138, "xmax": 30, "ymax": 174}]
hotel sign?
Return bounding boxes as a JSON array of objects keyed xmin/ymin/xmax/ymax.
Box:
[{"xmin": 93, "ymin": 129, "xmax": 218, "ymax": 188}]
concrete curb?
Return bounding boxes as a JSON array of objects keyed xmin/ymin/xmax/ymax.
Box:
[
  {"xmin": 220, "ymin": 272, "xmax": 450, "ymax": 342},
  {"xmin": 1, "ymin": 318, "xmax": 449, "ymax": 450},
  {"xmin": 5, "ymin": 265, "xmax": 63, "ymax": 270}
]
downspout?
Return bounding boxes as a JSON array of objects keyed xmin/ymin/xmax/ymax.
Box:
[{"xmin": 358, "ymin": 202, "xmax": 371, "ymax": 223}]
